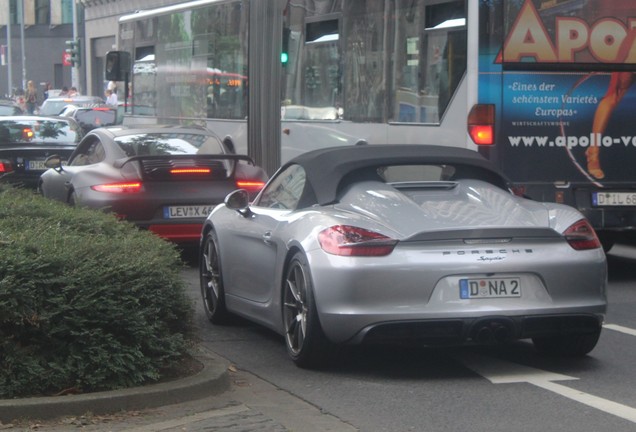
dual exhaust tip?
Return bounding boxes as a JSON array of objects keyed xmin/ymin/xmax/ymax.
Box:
[{"xmin": 472, "ymin": 320, "xmax": 514, "ymax": 344}]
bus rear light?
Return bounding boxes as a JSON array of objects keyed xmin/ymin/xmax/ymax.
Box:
[
  {"xmin": 91, "ymin": 182, "xmax": 143, "ymax": 193},
  {"xmin": 236, "ymin": 180, "xmax": 266, "ymax": 192},
  {"xmin": 468, "ymin": 104, "xmax": 495, "ymax": 145},
  {"xmin": 563, "ymin": 219, "xmax": 601, "ymax": 251}
]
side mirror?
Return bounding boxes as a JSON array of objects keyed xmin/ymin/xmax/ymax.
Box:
[
  {"xmin": 44, "ymin": 155, "xmax": 63, "ymax": 170},
  {"xmin": 225, "ymin": 189, "xmax": 251, "ymax": 216},
  {"xmin": 105, "ymin": 51, "xmax": 131, "ymax": 82}
]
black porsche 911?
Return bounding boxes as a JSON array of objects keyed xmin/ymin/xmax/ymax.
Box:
[{"xmin": 39, "ymin": 125, "xmax": 268, "ymax": 243}]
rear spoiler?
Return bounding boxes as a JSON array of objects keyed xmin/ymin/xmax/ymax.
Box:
[{"xmin": 113, "ymin": 154, "xmax": 256, "ymax": 170}]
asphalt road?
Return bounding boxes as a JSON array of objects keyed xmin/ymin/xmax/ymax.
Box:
[{"xmin": 182, "ymin": 242, "xmax": 636, "ymax": 432}]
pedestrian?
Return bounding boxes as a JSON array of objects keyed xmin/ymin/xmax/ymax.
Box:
[
  {"xmin": 105, "ymin": 88, "xmax": 118, "ymax": 107},
  {"xmin": 25, "ymin": 80, "xmax": 38, "ymax": 114},
  {"xmin": 68, "ymin": 87, "xmax": 79, "ymax": 97},
  {"xmin": 59, "ymin": 86, "xmax": 69, "ymax": 97},
  {"xmin": 43, "ymin": 82, "xmax": 53, "ymax": 100}
]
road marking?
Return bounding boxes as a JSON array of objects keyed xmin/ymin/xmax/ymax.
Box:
[
  {"xmin": 604, "ymin": 323, "xmax": 636, "ymax": 337},
  {"xmin": 460, "ymin": 352, "xmax": 636, "ymax": 424}
]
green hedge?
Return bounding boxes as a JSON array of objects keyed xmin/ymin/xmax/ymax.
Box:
[{"xmin": 0, "ymin": 186, "xmax": 194, "ymax": 398}]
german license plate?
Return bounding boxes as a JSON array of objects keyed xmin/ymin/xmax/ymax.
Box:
[
  {"xmin": 26, "ymin": 160, "xmax": 46, "ymax": 171},
  {"xmin": 459, "ymin": 277, "xmax": 521, "ymax": 299},
  {"xmin": 163, "ymin": 205, "xmax": 215, "ymax": 219},
  {"xmin": 592, "ymin": 192, "xmax": 636, "ymax": 207}
]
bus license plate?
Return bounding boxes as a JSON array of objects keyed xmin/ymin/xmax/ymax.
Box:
[
  {"xmin": 459, "ymin": 277, "xmax": 521, "ymax": 299},
  {"xmin": 163, "ymin": 205, "xmax": 215, "ymax": 219},
  {"xmin": 592, "ymin": 192, "xmax": 636, "ymax": 207}
]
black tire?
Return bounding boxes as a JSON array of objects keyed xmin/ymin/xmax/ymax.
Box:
[
  {"xmin": 283, "ymin": 252, "xmax": 331, "ymax": 368},
  {"xmin": 532, "ymin": 328, "xmax": 601, "ymax": 357},
  {"xmin": 200, "ymin": 230, "xmax": 230, "ymax": 324}
]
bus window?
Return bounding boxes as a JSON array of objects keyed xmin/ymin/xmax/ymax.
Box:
[
  {"xmin": 391, "ymin": 0, "xmax": 466, "ymax": 124},
  {"xmin": 281, "ymin": 12, "xmax": 341, "ymax": 121}
]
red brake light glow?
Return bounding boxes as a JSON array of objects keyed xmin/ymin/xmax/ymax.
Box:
[
  {"xmin": 236, "ymin": 180, "xmax": 266, "ymax": 192},
  {"xmin": 468, "ymin": 104, "xmax": 495, "ymax": 145},
  {"xmin": 563, "ymin": 219, "xmax": 601, "ymax": 251},
  {"xmin": 0, "ymin": 161, "xmax": 13, "ymax": 173},
  {"xmin": 170, "ymin": 168, "xmax": 211, "ymax": 175},
  {"xmin": 22, "ymin": 128, "xmax": 35, "ymax": 140},
  {"xmin": 91, "ymin": 182, "xmax": 143, "ymax": 193},
  {"xmin": 318, "ymin": 225, "xmax": 398, "ymax": 256}
]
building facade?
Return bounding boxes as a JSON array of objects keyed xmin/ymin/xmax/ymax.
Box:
[{"xmin": 0, "ymin": 0, "xmax": 78, "ymax": 98}]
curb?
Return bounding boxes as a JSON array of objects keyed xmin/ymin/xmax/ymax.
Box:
[{"xmin": 0, "ymin": 349, "xmax": 230, "ymax": 424}]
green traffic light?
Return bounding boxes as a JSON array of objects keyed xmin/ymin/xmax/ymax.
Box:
[{"xmin": 281, "ymin": 52, "xmax": 289, "ymax": 64}]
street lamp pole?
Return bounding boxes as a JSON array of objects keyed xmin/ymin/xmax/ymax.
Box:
[
  {"xmin": 18, "ymin": 0, "xmax": 25, "ymax": 91},
  {"xmin": 71, "ymin": 0, "xmax": 79, "ymax": 91},
  {"xmin": 6, "ymin": 1, "xmax": 12, "ymax": 96}
]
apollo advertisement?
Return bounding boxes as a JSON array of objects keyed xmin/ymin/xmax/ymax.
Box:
[{"xmin": 479, "ymin": 0, "xmax": 636, "ymax": 186}]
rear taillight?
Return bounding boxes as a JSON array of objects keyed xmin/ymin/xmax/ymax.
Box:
[
  {"xmin": 0, "ymin": 161, "xmax": 13, "ymax": 173},
  {"xmin": 91, "ymin": 182, "xmax": 143, "ymax": 193},
  {"xmin": 468, "ymin": 104, "xmax": 495, "ymax": 145},
  {"xmin": 563, "ymin": 219, "xmax": 601, "ymax": 250},
  {"xmin": 318, "ymin": 225, "xmax": 397, "ymax": 256},
  {"xmin": 236, "ymin": 180, "xmax": 266, "ymax": 193}
]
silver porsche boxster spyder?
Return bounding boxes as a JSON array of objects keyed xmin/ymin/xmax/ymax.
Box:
[{"xmin": 199, "ymin": 145, "xmax": 607, "ymax": 368}]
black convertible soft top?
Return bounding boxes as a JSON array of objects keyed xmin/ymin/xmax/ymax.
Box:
[{"xmin": 287, "ymin": 144, "xmax": 510, "ymax": 206}]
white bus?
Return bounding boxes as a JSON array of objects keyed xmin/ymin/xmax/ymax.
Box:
[
  {"xmin": 109, "ymin": 0, "xmax": 636, "ymax": 250},
  {"xmin": 108, "ymin": 0, "xmax": 471, "ymax": 175}
]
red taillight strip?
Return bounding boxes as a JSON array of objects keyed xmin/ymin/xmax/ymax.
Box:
[
  {"xmin": 91, "ymin": 182, "xmax": 143, "ymax": 193},
  {"xmin": 563, "ymin": 219, "xmax": 601, "ymax": 251},
  {"xmin": 170, "ymin": 168, "xmax": 211, "ymax": 175},
  {"xmin": 318, "ymin": 225, "xmax": 397, "ymax": 256}
]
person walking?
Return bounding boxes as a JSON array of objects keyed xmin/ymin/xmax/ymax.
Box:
[{"xmin": 25, "ymin": 80, "xmax": 38, "ymax": 114}]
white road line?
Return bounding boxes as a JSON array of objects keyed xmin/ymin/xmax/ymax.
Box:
[
  {"xmin": 460, "ymin": 352, "xmax": 636, "ymax": 424},
  {"xmin": 604, "ymin": 324, "xmax": 636, "ymax": 337}
]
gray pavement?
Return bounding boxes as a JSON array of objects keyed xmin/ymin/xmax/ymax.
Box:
[{"xmin": 0, "ymin": 346, "xmax": 357, "ymax": 431}]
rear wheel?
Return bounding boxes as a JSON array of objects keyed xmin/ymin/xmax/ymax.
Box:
[
  {"xmin": 200, "ymin": 230, "xmax": 229, "ymax": 324},
  {"xmin": 283, "ymin": 252, "xmax": 331, "ymax": 368},
  {"xmin": 532, "ymin": 328, "xmax": 601, "ymax": 357}
]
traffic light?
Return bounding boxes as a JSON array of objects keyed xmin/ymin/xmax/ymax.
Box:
[
  {"xmin": 65, "ymin": 38, "xmax": 81, "ymax": 67},
  {"xmin": 281, "ymin": 28, "xmax": 290, "ymax": 65}
]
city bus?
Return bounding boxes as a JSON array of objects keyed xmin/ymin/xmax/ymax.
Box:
[{"xmin": 109, "ymin": 0, "xmax": 636, "ymax": 250}]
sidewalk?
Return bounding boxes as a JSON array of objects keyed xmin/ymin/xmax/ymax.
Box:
[{"xmin": 0, "ymin": 347, "xmax": 357, "ymax": 431}]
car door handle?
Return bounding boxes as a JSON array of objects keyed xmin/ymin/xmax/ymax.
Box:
[{"xmin": 262, "ymin": 232, "xmax": 273, "ymax": 243}]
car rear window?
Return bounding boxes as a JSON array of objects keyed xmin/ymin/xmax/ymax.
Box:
[
  {"xmin": 0, "ymin": 105, "xmax": 22, "ymax": 116},
  {"xmin": 75, "ymin": 109, "xmax": 116, "ymax": 128},
  {"xmin": 0, "ymin": 119, "xmax": 82, "ymax": 144},
  {"xmin": 115, "ymin": 133, "xmax": 224, "ymax": 156}
]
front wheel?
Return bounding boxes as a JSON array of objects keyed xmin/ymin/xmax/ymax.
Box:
[
  {"xmin": 200, "ymin": 230, "xmax": 230, "ymax": 324},
  {"xmin": 283, "ymin": 252, "xmax": 331, "ymax": 368},
  {"xmin": 532, "ymin": 328, "xmax": 601, "ymax": 357}
]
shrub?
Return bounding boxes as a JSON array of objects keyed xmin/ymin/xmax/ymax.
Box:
[{"xmin": 0, "ymin": 186, "xmax": 194, "ymax": 398}]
